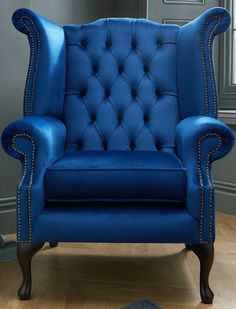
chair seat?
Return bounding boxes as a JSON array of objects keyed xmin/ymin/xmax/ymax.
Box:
[{"xmin": 45, "ymin": 151, "xmax": 186, "ymax": 203}]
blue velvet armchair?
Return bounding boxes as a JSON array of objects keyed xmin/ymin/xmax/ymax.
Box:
[{"xmin": 1, "ymin": 7, "xmax": 234, "ymax": 303}]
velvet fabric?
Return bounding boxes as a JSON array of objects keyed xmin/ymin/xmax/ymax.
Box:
[
  {"xmin": 1, "ymin": 7, "xmax": 234, "ymax": 244},
  {"xmin": 64, "ymin": 19, "xmax": 179, "ymax": 153},
  {"xmin": 46, "ymin": 151, "xmax": 186, "ymax": 202},
  {"xmin": 12, "ymin": 8, "xmax": 66, "ymax": 118},
  {"xmin": 176, "ymin": 116, "xmax": 234, "ymax": 242},
  {"xmin": 177, "ymin": 8, "xmax": 231, "ymax": 118},
  {"xmin": 1, "ymin": 116, "xmax": 66, "ymax": 241},
  {"xmin": 33, "ymin": 204, "xmax": 199, "ymax": 243}
]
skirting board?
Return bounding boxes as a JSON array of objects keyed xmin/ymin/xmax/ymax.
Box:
[{"xmin": 0, "ymin": 197, "xmax": 16, "ymax": 234}]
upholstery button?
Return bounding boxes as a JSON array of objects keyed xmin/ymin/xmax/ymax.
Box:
[
  {"xmin": 103, "ymin": 141, "xmax": 108, "ymax": 150},
  {"xmin": 80, "ymin": 38, "xmax": 87, "ymax": 48},
  {"xmin": 80, "ymin": 89, "xmax": 87, "ymax": 97},
  {"xmin": 131, "ymin": 89, "xmax": 137, "ymax": 98},
  {"xmin": 118, "ymin": 114, "xmax": 123, "ymax": 123},
  {"xmin": 90, "ymin": 114, "xmax": 96, "ymax": 123},
  {"xmin": 93, "ymin": 65, "xmax": 98, "ymax": 75},
  {"xmin": 143, "ymin": 65, "xmax": 149, "ymax": 74},
  {"xmin": 156, "ymin": 40, "xmax": 161, "ymax": 48},
  {"xmin": 118, "ymin": 66, "xmax": 123, "ymax": 74},
  {"xmin": 155, "ymin": 141, "xmax": 161, "ymax": 150},
  {"xmin": 143, "ymin": 114, "xmax": 149, "ymax": 123},
  {"xmin": 131, "ymin": 39, "xmax": 137, "ymax": 50},
  {"xmin": 105, "ymin": 89, "xmax": 110, "ymax": 98},
  {"xmin": 106, "ymin": 38, "xmax": 112, "ymax": 48},
  {"xmin": 77, "ymin": 140, "xmax": 83, "ymax": 150},
  {"xmin": 130, "ymin": 142, "xmax": 136, "ymax": 150},
  {"xmin": 156, "ymin": 90, "xmax": 161, "ymax": 98}
]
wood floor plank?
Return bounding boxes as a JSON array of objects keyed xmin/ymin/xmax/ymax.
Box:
[{"xmin": 0, "ymin": 212, "xmax": 235, "ymax": 308}]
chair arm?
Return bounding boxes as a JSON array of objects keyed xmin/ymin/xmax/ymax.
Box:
[
  {"xmin": 176, "ymin": 116, "xmax": 234, "ymax": 221},
  {"xmin": 1, "ymin": 116, "xmax": 66, "ymax": 241},
  {"xmin": 177, "ymin": 7, "xmax": 231, "ymax": 118},
  {"xmin": 12, "ymin": 8, "xmax": 66, "ymax": 117}
]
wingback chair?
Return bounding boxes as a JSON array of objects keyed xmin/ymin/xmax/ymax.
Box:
[{"xmin": 1, "ymin": 7, "xmax": 234, "ymax": 303}]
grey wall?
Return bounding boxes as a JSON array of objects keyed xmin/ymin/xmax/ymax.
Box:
[
  {"xmin": 113, "ymin": 0, "xmax": 146, "ymax": 18},
  {"xmin": 213, "ymin": 125, "xmax": 236, "ymax": 215},
  {"xmin": 31, "ymin": 0, "xmax": 113, "ymax": 25},
  {"xmin": 0, "ymin": 0, "xmax": 30, "ymax": 233}
]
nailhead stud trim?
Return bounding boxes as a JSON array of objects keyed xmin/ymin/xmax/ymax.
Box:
[
  {"xmin": 12, "ymin": 133, "xmax": 36, "ymax": 242},
  {"xmin": 198, "ymin": 133, "xmax": 222, "ymax": 243},
  {"xmin": 201, "ymin": 16, "xmax": 221, "ymax": 117},
  {"xmin": 19, "ymin": 16, "xmax": 40, "ymax": 116}
]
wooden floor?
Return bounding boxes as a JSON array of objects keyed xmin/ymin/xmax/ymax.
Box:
[{"xmin": 0, "ymin": 212, "xmax": 236, "ymax": 309}]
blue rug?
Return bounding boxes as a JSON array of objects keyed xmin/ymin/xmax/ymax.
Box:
[
  {"xmin": 121, "ymin": 300, "xmax": 162, "ymax": 309},
  {"xmin": 0, "ymin": 236, "xmax": 16, "ymax": 263}
]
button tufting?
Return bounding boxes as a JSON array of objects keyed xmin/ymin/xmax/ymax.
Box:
[
  {"xmin": 80, "ymin": 38, "xmax": 88, "ymax": 48},
  {"xmin": 118, "ymin": 66, "xmax": 123, "ymax": 74},
  {"xmin": 131, "ymin": 89, "xmax": 137, "ymax": 98},
  {"xmin": 143, "ymin": 65, "xmax": 149, "ymax": 74},
  {"xmin": 80, "ymin": 88, "xmax": 87, "ymax": 98},
  {"xmin": 118, "ymin": 114, "xmax": 123, "ymax": 123},
  {"xmin": 156, "ymin": 40, "xmax": 161, "ymax": 48},
  {"xmin": 156, "ymin": 90, "xmax": 161, "ymax": 98},
  {"xmin": 105, "ymin": 89, "xmax": 110, "ymax": 98},
  {"xmin": 77, "ymin": 140, "xmax": 83, "ymax": 150},
  {"xmin": 103, "ymin": 141, "xmax": 108, "ymax": 150},
  {"xmin": 106, "ymin": 38, "xmax": 112, "ymax": 48},
  {"xmin": 143, "ymin": 114, "xmax": 149, "ymax": 123},
  {"xmin": 92, "ymin": 65, "xmax": 98, "ymax": 75},
  {"xmin": 90, "ymin": 113, "xmax": 96, "ymax": 123},
  {"xmin": 131, "ymin": 39, "xmax": 137, "ymax": 50},
  {"xmin": 130, "ymin": 142, "xmax": 136, "ymax": 150},
  {"xmin": 155, "ymin": 141, "xmax": 161, "ymax": 150}
]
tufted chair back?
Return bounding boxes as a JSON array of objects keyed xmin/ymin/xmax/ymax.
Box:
[{"xmin": 63, "ymin": 19, "xmax": 180, "ymax": 153}]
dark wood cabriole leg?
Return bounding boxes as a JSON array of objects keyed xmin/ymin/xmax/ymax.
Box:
[
  {"xmin": 188, "ymin": 243, "xmax": 214, "ymax": 304},
  {"xmin": 185, "ymin": 243, "xmax": 192, "ymax": 250},
  {"xmin": 49, "ymin": 242, "xmax": 58, "ymax": 248},
  {"xmin": 17, "ymin": 242, "xmax": 44, "ymax": 300}
]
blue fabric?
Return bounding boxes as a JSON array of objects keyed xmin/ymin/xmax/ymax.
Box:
[
  {"xmin": 63, "ymin": 19, "xmax": 179, "ymax": 153},
  {"xmin": 46, "ymin": 151, "xmax": 186, "ymax": 202},
  {"xmin": 176, "ymin": 116, "xmax": 234, "ymax": 242},
  {"xmin": 1, "ymin": 116, "xmax": 66, "ymax": 241},
  {"xmin": 177, "ymin": 8, "xmax": 231, "ymax": 118},
  {"xmin": 32, "ymin": 204, "xmax": 199, "ymax": 243},
  {"xmin": 12, "ymin": 8, "xmax": 66, "ymax": 117},
  {"xmin": 1, "ymin": 7, "xmax": 234, "ymax": 244}
]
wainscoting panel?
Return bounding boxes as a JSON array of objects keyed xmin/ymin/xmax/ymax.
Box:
[{"xmin": 0, "ymin": 197, "xmax": 16, "ymax": 234}]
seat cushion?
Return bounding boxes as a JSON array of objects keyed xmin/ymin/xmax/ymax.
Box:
[{"xmin": 45, "ymin": 151, "xmax": 186, "ymax": 202}]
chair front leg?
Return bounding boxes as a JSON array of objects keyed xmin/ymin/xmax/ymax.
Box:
[
  {"xmin": 49, "ymin": 242, "xmax": 58, "ymax": 248},
  {"xmin": 188, "ymin": 243, "xmax": 214, "ymax": 304},
  {"xmin": 17, "ymin": 242, "xmax": 44, "ymax": 300}
]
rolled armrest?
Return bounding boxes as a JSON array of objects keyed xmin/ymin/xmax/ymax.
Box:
[
  {"xmin": 12, "ymin": 8, "xmax": 66, "ymax": 117},
  {"xmin": 177, "ymin": 7, "xmax": 231, "ymax": 118},
  {"xmin": 176, "ymin": 116, "xmax": 234, "ymax": 164},
  {"xmin": 2, "ymin": 116, "xmax": 66, "ymax": 165},
  {"xmin": 1, "ymin": 116, "xmax": 66, "ymax": 231},
  {"xmin": 176, "ymin": 116, "xmax": 234, "ymax": 221}
]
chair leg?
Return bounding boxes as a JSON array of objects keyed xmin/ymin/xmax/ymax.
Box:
[
  {"xmin": 49, "ymin": 242, "xmax": 58, "ymax": 248},
  {"xmin": 17, "ymin": 242, "xmax": 44, "ymax": 300},
  {"xmin": 189, "ymin": 243, "xmax": 214, "ymax": 304},
  {"xmin": 185, "ymin": 243, "xmax": 192, "ymax": 250}
]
